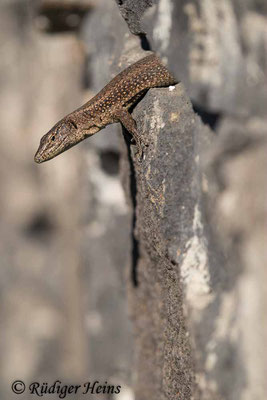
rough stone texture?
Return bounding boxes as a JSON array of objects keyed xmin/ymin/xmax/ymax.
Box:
[
  {"xmin": 114, "ymin": 0, "xmax": 154, "ymax": 35},
  {"xmin": 118, "ymin": 0, "xmax": 267, "ymax": 116},
  {"xmin": 121, "ymin": 84, "xmax": 212, "ymax": 400},
  {"xmin": 201, "ymin": 117, "xmax": 267, "ymax": 400},
  {"xmin": 115, "ymin": 0, "xmax": 267, "ymax": 399}
]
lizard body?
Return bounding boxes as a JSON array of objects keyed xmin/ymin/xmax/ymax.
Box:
[{"xmin": 34, "ymin": 53, "xmax": 177, "ymax": 163}]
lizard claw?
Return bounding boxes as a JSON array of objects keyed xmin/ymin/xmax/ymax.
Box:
[{"xmin": 135, "ymin": 141, "xmax": 144, "ymax": 161}]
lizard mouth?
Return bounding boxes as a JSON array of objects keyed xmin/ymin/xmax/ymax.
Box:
[
  {"xmin": 34, "ymin": 140, "xmax": 64, "ymax": 163},
  {"xmin": 34, "ymin": 145, "xmax": 48, "ymax": 163},
  {"xmin": 34, "ymin": 135, "xmax": 78, "ymax": 163},
  {"xmin": 34, "ymin": 151, "xmax": 43, "ymax": 163}
]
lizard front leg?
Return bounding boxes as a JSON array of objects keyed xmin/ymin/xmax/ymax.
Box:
[{"xmin": 113, "ymin": 108, "xmax": 145, "ymax": 159}]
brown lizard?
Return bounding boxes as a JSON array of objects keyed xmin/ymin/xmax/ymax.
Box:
[{"xmin": 34, "ymin": 53, "xmax": 177, "ymax": 163}]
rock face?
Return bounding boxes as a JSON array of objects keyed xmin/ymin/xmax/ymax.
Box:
[
  {"xmin": 114, "ymin": 1, "xmax": 267, "ymax": 400},
  {"xmin": 124, "ymin": 85, "xmax": 210, "ymax": 399}
]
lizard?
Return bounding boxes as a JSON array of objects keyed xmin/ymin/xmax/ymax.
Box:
[{"xmin": 34, "ymin": 53, "xmax": 177, "ymax": 163}]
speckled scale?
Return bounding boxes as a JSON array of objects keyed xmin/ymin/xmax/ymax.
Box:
[
  {"xmin": 34, "ymin": 53, "xmax": 177, "ymax": 163},
  {"xmin": 75, "ymin": 54, "xmax": 177, "ymax": 120}
]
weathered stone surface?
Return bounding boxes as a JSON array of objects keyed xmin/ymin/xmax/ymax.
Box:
[
  {"xmin": 117, "ymin": 0, "xmax": 267, "ymax": 117},
  {"xmin": 114, "ymin": 1, "xmax": 267, "ymax": 399},
  {"xmin": 118, "ymin": 84, "xmax": 213, "ymax": 399},
  {"xmin": 201, "ymin": 117, "xmax": 267, "ymax": 400},
  {"xmin": 114, "ymin": 0, "xmax": 155, "ymax": 35}
]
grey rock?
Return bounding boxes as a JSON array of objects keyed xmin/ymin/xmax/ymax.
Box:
[
  {"xmin": 114, "ymin": 0, "xmax": 155, "ymax": 35},
  {"xmin": 120, "ymin": 84, "xmax": 213, "ymax": 399}
]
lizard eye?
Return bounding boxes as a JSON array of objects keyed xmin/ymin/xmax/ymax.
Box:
[{"xmin": 51, "ymin": 135, "xmax": 55, "ymax": 141}]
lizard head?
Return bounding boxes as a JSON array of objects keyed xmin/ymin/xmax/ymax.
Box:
[{"xmin": 34, "ymin": 118, "xmax": 84, "ymax": 163}]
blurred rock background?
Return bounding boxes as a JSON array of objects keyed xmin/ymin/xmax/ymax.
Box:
[{"xmin": 0, "ymin": 1, "xmax": 134, "ymax": 399}]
